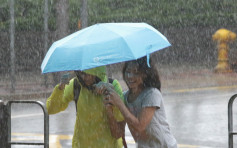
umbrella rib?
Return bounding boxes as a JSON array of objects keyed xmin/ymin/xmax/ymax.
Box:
[{"xmin": 100, "ymin": 25, "xmax": 138, "ymax": 60}]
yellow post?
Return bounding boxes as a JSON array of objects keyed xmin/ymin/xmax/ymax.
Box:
[{"xmin": 212, "ymin": 28, "xmax": 236, "ymax": 73}]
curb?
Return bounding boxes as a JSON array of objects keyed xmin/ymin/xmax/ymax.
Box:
[{"xmin": 171, "ymin": 85, "xmax": 237, "ymax": 93}]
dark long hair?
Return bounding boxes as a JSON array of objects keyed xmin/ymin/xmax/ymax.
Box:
[{"xmin": 122, "ymin": 56, "xmax": 161, "ymax": 91}]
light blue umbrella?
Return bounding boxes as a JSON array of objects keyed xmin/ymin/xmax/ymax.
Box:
[{"xmin": 41, "ymin": 22, "xmax": 171, "ymax": 73}]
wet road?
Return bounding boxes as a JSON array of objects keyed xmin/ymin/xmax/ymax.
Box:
[{"xmin": 9, "ymin": 86, "xmax": 237, "ymax": 148}]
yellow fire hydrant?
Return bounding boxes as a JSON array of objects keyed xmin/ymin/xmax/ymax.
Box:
[{"xmin": 212, "ymin": 28, "xmax": 236, "ymax": 73}]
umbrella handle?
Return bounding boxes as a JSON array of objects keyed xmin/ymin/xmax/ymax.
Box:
[{"xmin": 146, "ymin": 45, "xmax": 151, "ymax": 67}]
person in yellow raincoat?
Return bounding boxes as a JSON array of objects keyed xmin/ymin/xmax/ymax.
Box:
[{"xmin": 46, "ymin": 66, "xmax": 126, "ymax": 148}]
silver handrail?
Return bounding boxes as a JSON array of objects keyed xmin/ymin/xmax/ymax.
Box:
[
  {"xmin": 228, "ymin": 94, "xmax": 237, "ymax": 148},
  {"xmin": 6, "ymin": 100, "xmax": 49, "ymax": 148}
]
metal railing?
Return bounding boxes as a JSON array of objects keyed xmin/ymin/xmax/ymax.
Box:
[
  {"xmin": 228, "ymin": 94, "xmax": 237, "ymax": 148},
  {"xmin": 0, "ymin": 100, "xmax": 8, "ymax": 147},
  {"xmin": 0, "ymin": 100, "xmax": 49, "ymax": 148}
]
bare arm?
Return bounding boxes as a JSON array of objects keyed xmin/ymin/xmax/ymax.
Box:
[
  {"xmin": 94, "ymin": 82, "xmax": 156, "ymax": 139},
  {"xmin": 126, "ymin": 107, "xmax": 156, "ymax": 140},
  {"xmin": 105, "ymin": 89, "xmax": 156, "ymax": 140}
]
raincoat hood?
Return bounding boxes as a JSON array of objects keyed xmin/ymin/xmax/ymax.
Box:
[{"xmin": 83, "ymin": 66, "xmax": 107, "ymax": 82}]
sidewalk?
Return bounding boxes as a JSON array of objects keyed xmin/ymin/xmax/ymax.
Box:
[
  {"xmin": 1, "ymin": 67, "xmax": 237, "ymax": 101},
  {"xmin": 0, "ymin": 82, "xmax": 53, "ymax": 101},
  {"xmin": 0, "ymin": 72, "xmax": 54, "ymax": 101}
]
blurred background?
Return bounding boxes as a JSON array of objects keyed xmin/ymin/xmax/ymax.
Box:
[{"xmin": 0, "ymin": 0, "xmax": 237, "ymax": 92}]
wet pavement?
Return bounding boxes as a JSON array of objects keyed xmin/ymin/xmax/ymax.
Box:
[
  {"xmin": 1, "ymin": 66, "xmax": 237, "ymax": 147},
  {"xmin": 8, "ymin": 87, "xmax": 237, "ymax": 148}
]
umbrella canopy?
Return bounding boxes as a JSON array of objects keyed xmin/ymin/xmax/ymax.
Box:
[{"xmin": 41, "ymin": 22, "xmax": 171, "ymax": 73}]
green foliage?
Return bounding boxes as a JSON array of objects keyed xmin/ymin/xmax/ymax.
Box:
[
  {"xmin": 14, "ymin": 0, "xmax": 43, "ymax": 30},
  {"xmin": 88, "ymin": 0, "xmax": 237, "ymax": 28},
  {"xmin": 0, "ymin": 0, "xmax": 9, "ymax": 25},
  {"xmin": 0, "ymin": 0, "xmax": 237, "ymax": 31},
  {"xmin": 68, "ymin": 0, "xmax": 80, "ymax": 31}
]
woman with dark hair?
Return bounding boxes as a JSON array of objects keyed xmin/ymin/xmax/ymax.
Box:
[
  {"xmin": 122, "ymin": 56, "xmax": 161, "ymax": 91},
  {"xmin": 95, "ymin": 56, "xmax": 177, "ymax": 148}
]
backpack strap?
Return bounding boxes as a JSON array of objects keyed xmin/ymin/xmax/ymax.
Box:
[
  {"xmin": 122, "ymin": 124, "xmax": 127, "ymax": 148},
  {"xmin": 73, "ymin": 78, "xmax": 81, "ymax": 112}
]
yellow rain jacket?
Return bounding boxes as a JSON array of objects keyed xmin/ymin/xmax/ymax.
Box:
[{"xmin": 46, "ymin": 66, "xmax": 124, "ymax": 148}]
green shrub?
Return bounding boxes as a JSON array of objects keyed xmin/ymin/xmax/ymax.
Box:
[{"xmin": 0, "ymin": 0, "xmax": 236, "ymax": 31}]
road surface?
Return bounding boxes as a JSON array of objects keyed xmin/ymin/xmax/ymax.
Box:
[{"xmin": 8, "ymin": 86, "xmax": 237, "ymax": 148}]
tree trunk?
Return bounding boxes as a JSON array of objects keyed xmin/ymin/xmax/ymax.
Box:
[
  {"xmin": 56, "ymin": 0, "xmax": 69, "ymax": 39},
  {"xmin": 53, "ymin": 0, "xmax": 69, "ymax": 85},
  {"xmin": 9, "ymin": 0, "xmax": 15, "ymax": 93},
  {"xmin": 43, "ymin": 0, "xmax": 49, "ymax": 88},
  {"xmin": 80, "ymin": 0, "xmax": 88, "ymax": 29}
]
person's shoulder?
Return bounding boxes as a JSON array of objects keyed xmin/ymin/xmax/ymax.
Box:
[
  {"xmin": 141, "ymin": 88, "xmax": 162, "ymax": 106},
  {"xmin": 66, "ymin": 77, "xmax": 76, "ymax": 87},
  {"xmin": 146, "ymin": 87, "xmax": 160, "ymax": 93},
  {"xmin": 66, "ymin": 77, "xmax": 80, "ymax": 90},
  {"xmin": 145, "ymin": 87, "xmax": 162, "ymax": 97},
  {"xmin": 70, "ymin": 77, "xmax": 77, "ymax": 83},
  {"xmin": 110, "ymin": 78, "xmax": 119, "ymax": 85}
]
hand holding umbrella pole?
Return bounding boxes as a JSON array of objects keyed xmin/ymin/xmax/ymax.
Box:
[
  {"xmin": 58, "ymin": 73, "xmax": 71, "ymax": 90},
  {"xmin": 94, "ymin": 82, "xmax": 114, "ymax": 106}
]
